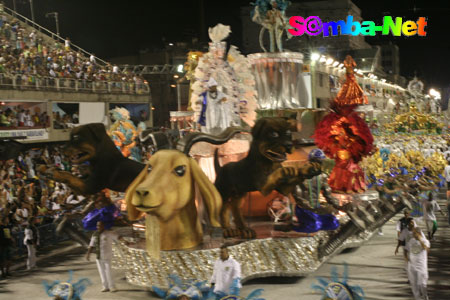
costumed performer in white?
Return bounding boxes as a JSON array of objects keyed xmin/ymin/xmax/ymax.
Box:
[
  {"xmin": 210, "ymin": 244, "xmax": 241, "ymax": 298},
  {"xmin": 198, "ymin": 77, "xmax": 233, "ymax": 135},
  {"xmin": 402, "ymin": 219, "xmax": 430, "ymax": 300},
  {"xmin": 86, "ymin": 221, "xmax": 124, "ymax": 293},
  {"xmin": 395, "ymin": 209, "xmax": 416, "ymax": 277}
]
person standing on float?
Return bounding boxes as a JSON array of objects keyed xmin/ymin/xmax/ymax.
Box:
[
  {"xmin": 198, "ymin": 77, "xmax": 232, "ymax": 135},
  {"xmin": 334, "ymin": 55, "xmax": 368, "ymax": 106}
]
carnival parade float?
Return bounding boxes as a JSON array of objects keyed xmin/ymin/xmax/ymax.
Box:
[
  {"xmin": 108, "ymin": 17, "xmax": 407, "ymax": 290},
  {"xmin": 37, "ymin": 1, "xmax": 447, "ymax": 296}
]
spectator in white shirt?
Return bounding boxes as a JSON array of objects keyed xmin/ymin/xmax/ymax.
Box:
[
  {"xmin": 23, "ymin": 219, "xmax": 39, "ymax": 270},
  {"xmin": 24, "ymin": 110, "xmax": 33, "ymax": 127},
  {"xmin": 29, "ymin": 30, "xmax": 36, "ymax": 46},
  {"xmin": 443, "ymin": 150, "xmax": 450, "ymax": 161},
  {"xmin": 66, "ymin": 193, "xmax": 85, "ymax": 205},
  {"xmin": 210, "ymin": 245, "xmax": 241, "ymax": 297},
  {"xmin": 64, "ymin": 38, "xmax": 70, "ymax": 51},
  {"xmin": 49, "ymin": 68, "xmax": 56, "ymax": 77},
  {"xmin": 50, "ymin": 199, "xmax": 61, "ymax": 211},
  {"xmin": 54, "ymin": 152, "xmax": 62, "ymax": 169},
  {"xmin": 24, "ymin": 152, "xmax": 35, "ymax": 178},
  {"xmin": 17, "ymin": 109, "xmax": 25, "ymax": 126}
]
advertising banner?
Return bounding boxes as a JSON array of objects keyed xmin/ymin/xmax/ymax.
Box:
[{"xmin": 0, "ymin": 128, "xmax": 49, "ymax": 140}]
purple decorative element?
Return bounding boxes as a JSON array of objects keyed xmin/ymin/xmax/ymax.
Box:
[
  {"xmin": 82, "ymin": 204, "xmax": 120, "ymax": 231},
  {"xmin": 198, "ymin": 92, "xmax": 207, "ymax": 126},
  {"xmin": 308, "ymin": 149, "xmax": 326, "ymax": 161},
  {"xmin": 292, "ymin": 206, "xmax": 339, "ymax": 233}
]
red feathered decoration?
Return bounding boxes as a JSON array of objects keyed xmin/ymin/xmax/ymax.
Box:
[
  {"xmin": 313, "ymin": 55, "xmax": 374, "ymax": 193},
  {"xmin": 313, "ymin": 100, "xmax": 374, "ymax": 193}
]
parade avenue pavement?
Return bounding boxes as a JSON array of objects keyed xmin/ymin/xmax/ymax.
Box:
[{"xmin": 0, "ymin": 198, "xmax": 449, "ymax": 300}]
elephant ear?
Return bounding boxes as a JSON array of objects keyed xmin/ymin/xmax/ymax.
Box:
[{"xmin": 124, "ymin": 166, "xmax": 147, "ymax": 220}]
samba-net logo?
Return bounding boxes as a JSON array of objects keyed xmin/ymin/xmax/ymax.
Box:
[{"xmin": 288, "ymin": 16, "xmax": 427, "ymax": 37}]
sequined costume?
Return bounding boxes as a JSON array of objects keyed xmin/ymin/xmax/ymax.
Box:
[
  {"xmin": 334, "ymin": 55, "xmax": 368, "ymax": 106},
  {"xmin": 293, "ymin": 206, "xmax": 339, "ymax": 233}
]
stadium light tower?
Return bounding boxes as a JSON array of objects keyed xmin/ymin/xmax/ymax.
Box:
[
  {"xmin": 46, "ymin": 12, "xmax": 60, "ymax": 37},
  {"xmin": 29, "ymin": 0, "xmax": 34, "ymax": 22},
  {"xmin": 12, "ymin": 0, "xmax": 17, "ymax": 16}
]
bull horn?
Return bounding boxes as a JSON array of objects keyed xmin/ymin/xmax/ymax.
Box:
[{"xmin": 177, "ymin": 126, "xmax": 248, "ymax": 155}]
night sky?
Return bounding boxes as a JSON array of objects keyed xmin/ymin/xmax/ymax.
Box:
[{"xmin": 3, "ymin": 0, "xmax": 449, "ymax": 90}]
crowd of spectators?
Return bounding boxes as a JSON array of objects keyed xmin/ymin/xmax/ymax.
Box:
[
  {"xmin": 0, "ymin": 145, "xmax": 89, "ymax": 276},
  {"xmin": 0, "ymin": 11, "xmax": 148, "ymax": 93},
  {"xmin": 0, "ymin": 104, "xmax": 49, "ymax": 128},
  {"xmin": 53, "ymin": 111, "xmax": 78, "ymax": 129},
  {"xmin": 0, "ymin": 146, "xmax": 74, "ymax": 224}
]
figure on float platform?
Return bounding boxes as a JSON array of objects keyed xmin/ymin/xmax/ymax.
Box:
[
  {"xmin": 334, "ymin": 55, "xmax": 368, "ymax": 106},
  {"xmin": 289, "ymin": 149, "xmax": 366, "ymax": 230},
  {"xmin": 251, "ymin": 0, "xmax": 290, "ymax": 52},
  {"xmin": 288, "ymin": 149, "xmax": 340, "ymax": 233},
  {"xmin": 198, "ymin": 77, "xmax": 234, "ymax": 135}
]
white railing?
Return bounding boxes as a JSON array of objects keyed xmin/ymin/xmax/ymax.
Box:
[{"xmin": 0, "ymin": 73, "xmax": 150, "ymax": 95}]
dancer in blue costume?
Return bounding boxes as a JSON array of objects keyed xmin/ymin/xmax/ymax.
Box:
[
  {"xmin": 42, "ymin": 271, "xmax": 91, "ymax": 300},
  {"xmin": 312, "ymin": 263, "xmax": 365, "ymax": 300}
]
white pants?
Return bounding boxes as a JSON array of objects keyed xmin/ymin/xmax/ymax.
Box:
[
  {"xmin": 96, "ymin": 259, "xmax": 115, "ymax": 290},
  {"xmin": 26, "ymin": 244, "xmax": 36, "ymax": 270},
  {"xmin": 408, "ymin": 266, "xmax": 428, "ymax": 300}
]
